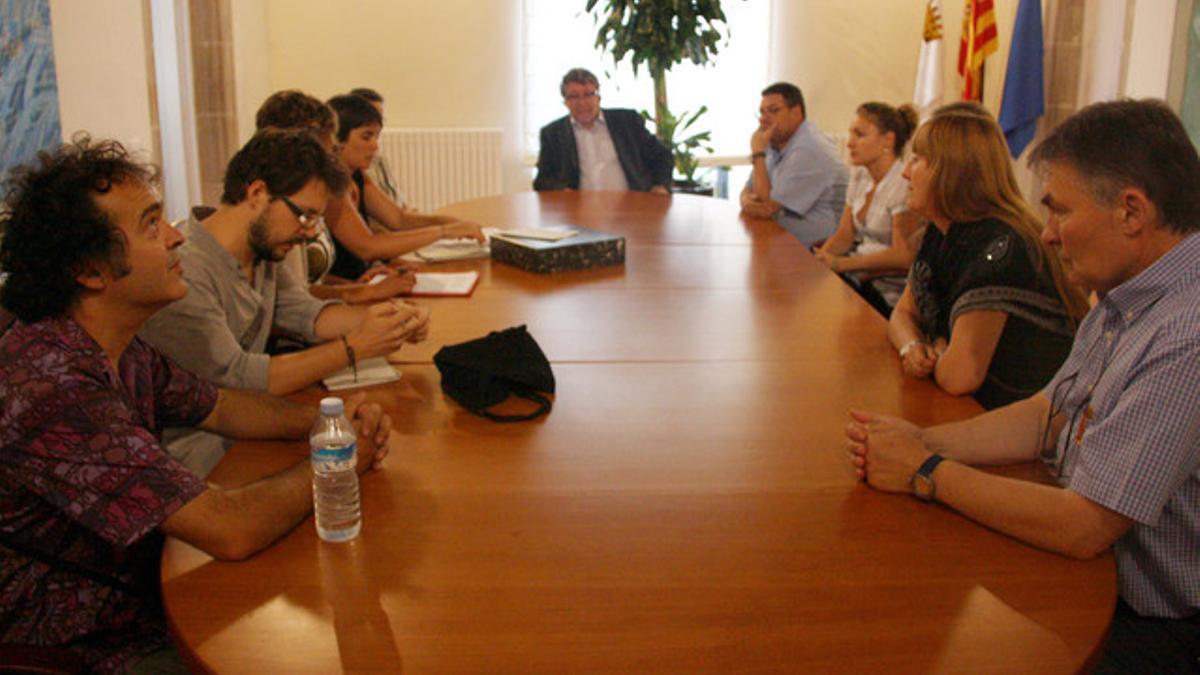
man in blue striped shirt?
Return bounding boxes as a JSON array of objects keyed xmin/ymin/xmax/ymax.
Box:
[{"xmin": 847, "ymin": 99, "xmax": 1200, "ymax": 672}]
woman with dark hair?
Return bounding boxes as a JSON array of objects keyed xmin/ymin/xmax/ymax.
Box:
[
  {"xmin": 889, "ymin": 112, "xmax": 1089, "ymax": 409},
  {"xmin": 814, "ymin": 102, "xmax": 922, "ymax": 315},
  {"xmin": 324, "ymin": 94, "xmax": 484, "ymax": 280},
  {"xmin": 348, "ymin": 87, "xmax": 403, "ymax": 207}
]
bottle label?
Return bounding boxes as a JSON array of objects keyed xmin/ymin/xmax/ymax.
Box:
[{"xmin": 312, "ymin": 442, "xmax": 356, "ymax": 463}]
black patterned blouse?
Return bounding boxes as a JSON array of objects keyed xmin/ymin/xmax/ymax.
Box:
[{"xmin": 908, "ymin": 218, "xmax": 1075, "ymax": 408}]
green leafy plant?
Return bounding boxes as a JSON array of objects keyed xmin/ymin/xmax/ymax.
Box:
[
  {"xmin": 586, "ymin": 0, "xmax": 731, "ymax": 184},
  {"xmin": 643, "ymin": 105, "xmax": 713, "ymax": 185}
]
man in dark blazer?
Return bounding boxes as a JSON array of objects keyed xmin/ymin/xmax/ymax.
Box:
[{"xmin": 534, "ymin": 68, "xmax": 673, "ymax": 193}]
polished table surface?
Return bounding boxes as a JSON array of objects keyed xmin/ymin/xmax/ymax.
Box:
[{"xmin": 161, "ymin": 192, "xmax": 1115, "ymax": 674}]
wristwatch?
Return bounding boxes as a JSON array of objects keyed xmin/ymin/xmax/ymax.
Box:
[{"xmin": 911, "ymin": 454, "xmax": 945, "ymax": 502}]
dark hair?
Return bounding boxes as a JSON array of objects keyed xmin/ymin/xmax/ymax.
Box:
[
  {"xmin": 349, "ymin": 87, "xmax": 383, "ymax": 104},
  {"xmin": 255, "ymin": 90, "xmax": 336, "ymax": 140},
  {"xmin": 328, "ymin": 94, "xmax": 384, "ymax": 142},
  {"xmin": 1030, "ymin": 98, "xmax": 1200, "ymax": 234},
  {"xmin": 857, "ymin": 102, "xmax": 919, "ymax": 154},
  {"xmin": 221, "ymin": 128, "xmax": 350, "ymax": 205},
  {"xmin": 0, "ymin": 136, "xmax": 156, "ymax": 322},
  {"xmin": 761, "ymin": 82, "xmax": 805, "ymax": 117},
  {"xmin": 559, "ymin": 68, "xmax": 600, "ymax": 98}
]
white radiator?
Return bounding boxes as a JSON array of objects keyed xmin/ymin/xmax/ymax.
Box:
[{"xmin": 377, "ymin": 128, "xmax": 503, "ymax": 211}]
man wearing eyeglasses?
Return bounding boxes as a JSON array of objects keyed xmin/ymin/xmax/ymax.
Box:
[
  {"xmin": 140, "ymin": 129, "xmax": 429, "ymax": 475},
  {"xmin": 740, "ymin": 82, "xmax": 848, "ymax": 246},
  {"xmin": 846, "ymin": 99, "xmax": 1200, "ymax": 672},
  {"xmin": 533, "ymin": 67, "xmax": 673, "ymax": 193}
]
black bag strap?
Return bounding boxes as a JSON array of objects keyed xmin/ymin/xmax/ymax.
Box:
[{"xmin": 473, "ymin": 389, "xmax": 552, "ymax": 423}]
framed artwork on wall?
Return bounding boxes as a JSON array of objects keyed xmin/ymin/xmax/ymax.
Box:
[{"xmin": 1, "ymin": 0, "xmax": 61, "ymax": 183}]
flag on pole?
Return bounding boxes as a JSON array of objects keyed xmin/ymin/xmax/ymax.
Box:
[
  {"xmin": 998, "ymin": 0, "xmax": 1044, "ymax": 157},
  {"xmin": 914, "ymin": 0, "xmax": 945, "ymax": 121},
  {"xmin": 957, "ymin": 0, "xmax": 999, "ymax": 101}
]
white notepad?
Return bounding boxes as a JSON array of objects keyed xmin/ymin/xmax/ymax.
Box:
[
  {"xmin": 411, "ymin": 271, "xmax": 479, "ymax": 296},
  {"xmin": 322, "ymin": 357, "xmax": 401, "ymax": 391}
]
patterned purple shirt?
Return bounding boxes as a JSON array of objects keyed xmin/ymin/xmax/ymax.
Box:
[
  {"xmin": 1041, "ymin": 232, "xmax": 1200, "ymax": 618},
  {"xmin": 0, "ymin": 317, "xmax": 215, "ymax": 673}
]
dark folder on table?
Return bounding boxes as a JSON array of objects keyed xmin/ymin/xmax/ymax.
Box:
[{"xmin": 489, "ymin": 224, "xmax": 625, "ymax": 274}]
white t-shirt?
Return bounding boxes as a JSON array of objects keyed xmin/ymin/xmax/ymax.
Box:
[
  {"xmin": 844, "ymin": 160, "xmax": 910, "ymax": 306},
  {"xmin": 571, "ymin": 112, "xmax": 630, "ymax": 191},
  {"xmin": 844, "ymin": 160, "xmax": 908, "ymax": 256}
]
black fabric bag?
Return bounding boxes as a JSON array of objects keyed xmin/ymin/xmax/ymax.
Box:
[{"xmin": 433, "ymin": 325, "xmax": 556, "ymax": 422}]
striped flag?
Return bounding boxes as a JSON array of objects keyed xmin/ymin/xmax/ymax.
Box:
[
  {"xmin": 914, "ymin": 0, "xmax": 945, "ymax": 121},
  {"xmin": 957, "ymin": 0, "xmax": 999, "ymax": 101},
  {"xmin": 998, "ymin": 0, "xmax": 1045, "ymax": 157}
]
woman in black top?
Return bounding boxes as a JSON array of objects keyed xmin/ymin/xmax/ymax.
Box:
[
  {"xmin": 331, "ymin": 169, "xmax": 373, "ymax": 279},
  {"xmin": 889, "ymin": 111, "xmax": 1089, "ymax": 409},
  {"xmin": 324, "ymin": 94, "xmax": 485, "ymax": 280}
]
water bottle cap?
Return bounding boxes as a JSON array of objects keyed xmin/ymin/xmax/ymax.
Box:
[{"xmin": 319, "ymin": 397, "xmax": 344, "ymax": 416}]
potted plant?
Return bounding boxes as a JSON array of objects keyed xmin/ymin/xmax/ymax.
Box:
[
  {"xmin": 585, "ymin": 0, "xmax": 731, "ymax": 193},
  {"xmin": 646, "ymin": 105, "xmax": 714, "ymax": 194}
]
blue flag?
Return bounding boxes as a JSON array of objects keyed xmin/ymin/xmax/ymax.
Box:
[{"xmin": 998, "ymin": 0, "xmax": 1044, "ymax": 158}]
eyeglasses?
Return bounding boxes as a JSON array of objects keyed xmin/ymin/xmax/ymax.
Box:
[
  {"xmin": 1040, "ymin": 341, "xmax": 1105, "ymax": 480},
  {"xmin": 1041, "ymin": 370, "xmax": 1079, "ymax": 479},
  {"xmin": 565, "ymin": 91, "xmax": 598, "ymax": 102},
  {"xmin": 278, "ymin": 195, "xmax": 325, "ymax": 233}
]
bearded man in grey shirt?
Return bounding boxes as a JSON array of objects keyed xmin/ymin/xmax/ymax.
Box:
[{"xmin": 141, "ymin": 129, "xmax": 428, "ymax": 474}]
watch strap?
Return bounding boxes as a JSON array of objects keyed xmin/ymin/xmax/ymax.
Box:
[{"xmin": 911, "ymin": 453, "xmax": 945, "ymax": 502}]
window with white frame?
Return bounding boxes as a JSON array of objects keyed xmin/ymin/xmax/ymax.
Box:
[{"xmin": 522, "ymin": 0, "xmax": 770, "ymax": 171}]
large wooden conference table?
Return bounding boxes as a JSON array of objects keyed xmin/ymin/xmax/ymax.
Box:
[{"xmin": 161, "ymin": 192, "xmax": 1115, "ymax": 674}]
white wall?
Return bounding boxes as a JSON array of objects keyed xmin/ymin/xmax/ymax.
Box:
[
  {"xmin": 49, "ymin": 0, "xmax": 156, "ymax": 156},
  {"xmin": 1125, "ymin": 0, "xmax": 1180, "ymax": 99},
  {"xmin": 247, "ymin": 0, "xmax": 527, "ymax": 195},
  {"xmin": 47, "ymin": 1, "xmax": 1182, "ymax": 199},
  {"xmin": 230, "ymin": 0, "xmax": 271, "ymax": 145}
]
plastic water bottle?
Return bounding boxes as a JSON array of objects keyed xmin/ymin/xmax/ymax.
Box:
[{"xmin": 311, "ymin": 397, "xmax": 361, "ymax": 542}]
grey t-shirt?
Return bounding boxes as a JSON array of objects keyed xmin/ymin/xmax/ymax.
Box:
[
  {"xmin": 141, "ymin": 207, "xmax": 338, "ymax": 391},
  {"xmin": 139, "ymin": 207, "xmax": 340, "ymax": 476}
]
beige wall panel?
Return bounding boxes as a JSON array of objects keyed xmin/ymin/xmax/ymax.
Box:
[
  {"xmin": 49, "ymin": 0, "xmax": 156, "ymax": 155},
  {"xmin": 261, "ymin": 0, "xmax": 527, "ymax": 194}
]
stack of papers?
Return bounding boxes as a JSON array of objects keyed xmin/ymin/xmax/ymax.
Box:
[
  {"xmin": 323, "ymin": 357, "xmax": 401, "ymax": 391},
  {"xmin": 401, "ymin": 238, "xmax": 490, "ymax": 263},
  {"xmin": 398, "ymin": 227, "xmax": 580, "ymax": 263},
  {"xmin": 492, "ymin": 227, "xmax": 579, "ymax": 242}
]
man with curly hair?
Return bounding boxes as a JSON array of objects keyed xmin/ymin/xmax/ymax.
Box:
[{"xmin": 0, "ymin": 137, "xmax": 393, "ymax": 673}]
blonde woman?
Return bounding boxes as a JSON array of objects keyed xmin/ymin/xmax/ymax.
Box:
[
  {"xmin": 889, "ymin": 112, "xmax": 1089, "ymax": 409},
  {"xmin": 814, "ymin": 102, "xmax": 922, "ymax": 315}
]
